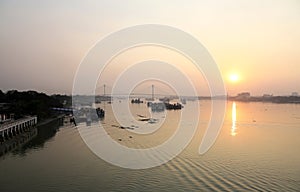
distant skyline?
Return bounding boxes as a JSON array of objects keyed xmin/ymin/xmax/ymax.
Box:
[{"xmin": 0, "ymin": 1, "xmax": 299, "ymax": 96}]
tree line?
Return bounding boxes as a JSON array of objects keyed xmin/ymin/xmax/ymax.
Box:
[{"xmin": 0, "ymin": 90, "xmax": 71, "ymax": 121}]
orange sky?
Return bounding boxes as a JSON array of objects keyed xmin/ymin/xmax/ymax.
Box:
[{"xmin": 0, "ymin": 0, "xmax": 299, "ymax": 96}]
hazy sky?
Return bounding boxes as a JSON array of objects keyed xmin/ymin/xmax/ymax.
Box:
[{"xmin": 0, "ymin": 0, "xmax": 299, "ymax": 96}]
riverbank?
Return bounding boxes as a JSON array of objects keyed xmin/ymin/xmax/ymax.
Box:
[
  {"xmin": 37, "ymin": 114, "xmax": 65, "ymax": 127},
  {"xmin": 196, "ymin": 95, "xmax": 300, "ymax": 104},
  {"xmin": 0, "ymin": 115, "xmax": 65, "ymax": 157},
  {"xmin": 228, "ymin": 96, "xmax": 300, "ymax": 104}
]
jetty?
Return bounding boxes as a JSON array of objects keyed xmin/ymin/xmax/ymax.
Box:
[{"xmin": 0, "ymin": 116, "xmax": 37, "ymax": 142}]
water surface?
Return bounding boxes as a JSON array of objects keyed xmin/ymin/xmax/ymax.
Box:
[{"xmin": 0, "ymin": 101, "xmax": 299, "ymax": 191}]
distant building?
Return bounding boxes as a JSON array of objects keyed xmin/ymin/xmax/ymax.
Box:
[
  {"xmin": 263, "ymin": 94, "xmax": 273, "ymax": 98},
  {"xmin": 291, "ymin": 92, "xmax": 299, "ymax": 97},
  {"xmin": 235, "ymin": 92, "xmax": 250, "ymax": 101}
]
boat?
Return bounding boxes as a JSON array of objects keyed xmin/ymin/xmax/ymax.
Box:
[
  {"xmin": 147, "ymin": 101, "xmax": 165, "ymax": 112},
  {"xmin": 96, "ymin": 108, "xmax": 105, "ymax": 118},
  {"xmin": 148, "ymin": 118, "xmax": 158, "ymax": 124},
  {"xmin": 138, "ymin": 117, "xmax": 150, "ymax": 121},
  {"xmin": 131, "ymin": 98, "xmax": 143, "ymax": 104},
  {"xmin": 164, "ymin": 102, "xmax": 183, "ymax": 110}
]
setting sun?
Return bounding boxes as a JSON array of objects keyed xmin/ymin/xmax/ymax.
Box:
[{"xmin": 229, "ymin": 74, "xmax": 239, "ymax": 83}]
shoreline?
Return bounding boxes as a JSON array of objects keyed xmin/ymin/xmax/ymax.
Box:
[
  {"xmin": 0, "ymin": 114, "xmax": 65, "ymax": 156},
  {"xmin": 37, "ymin": 114, "xmax": 65, "ymax": 127}
]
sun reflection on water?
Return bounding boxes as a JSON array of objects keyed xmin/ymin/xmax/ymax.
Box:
[{"xmin": 231, "ymin": 102, "xmax": 237, "ymax": 136}]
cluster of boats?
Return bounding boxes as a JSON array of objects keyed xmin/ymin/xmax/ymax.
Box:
[
  {"xmin": 131, "ymin": 98, "xmax": 144, "ymax": 104},
  {"xmin": 72, "ymin": 97, "xmax": 184, "ymax": 126},
  {"xmin": 73, "ymin": 106, "xmax": 105, "ymax": 126},
  {"xmin": 147, "ymin": 100, "xmax": 183, "ymax": 111},
  {"xmin": 164, "ymin": 102, "xmax": 183, "ymax": 110}
]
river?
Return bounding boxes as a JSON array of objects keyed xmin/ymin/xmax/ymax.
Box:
[{"xmin": 0, "ymin": 100, "xmax": 299, "ymax": 191}]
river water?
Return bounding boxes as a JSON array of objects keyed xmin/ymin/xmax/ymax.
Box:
[{"xmin": 0, "ymin": 100, "xmax": 299, "ymax": 191}]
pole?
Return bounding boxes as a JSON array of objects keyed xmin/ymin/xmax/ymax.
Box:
[
  {"xmin": 152, "ymin": 84, "xmax": 154, "ymax": 101},
  {"xmin": 104, "ymin": 84, "xmax": 106, "ymax": 96}
]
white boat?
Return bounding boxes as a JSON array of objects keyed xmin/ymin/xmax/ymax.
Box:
[{"xmin": 148, "ymin": 100, "xmax": 165, "ymax": 112}]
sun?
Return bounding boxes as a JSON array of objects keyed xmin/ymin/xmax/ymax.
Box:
[{"xmin": 229, "ymin": 74, "xmax": 239, "ymax": 83}]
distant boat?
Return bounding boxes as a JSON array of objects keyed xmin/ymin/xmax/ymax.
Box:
[
  {"xmin": 138, "ymin": 117, "xmax": 158, "ymax": 124},
  {"xmin": 147, "ymin": 101, "xmax": 165, "ymax": 112},
  {"xmin": 131, "ymin": 98, "xmax": 143, "ymax": 104},
  {"xmin": 96, "ymin": 108, "xmax": 105, "ymax": 118},
  {"xmin": 148, "ymin": 118, "xmax": 158, "ymax": 124},
  {"xmin": 138, "ymin": 117, "xmax": 150, "ymax": 121},
  {"xmin": 164, "ymin": 102, "xmax": 183, "ymax": 110}
]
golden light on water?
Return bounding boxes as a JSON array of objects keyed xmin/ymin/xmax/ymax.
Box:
[{"xmin": 231, "ymin": 102, "xmax": 237, "ymax": 136}]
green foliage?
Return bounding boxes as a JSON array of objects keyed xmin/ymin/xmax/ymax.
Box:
[{"xmin": 0, "ymin": 90, "xmax": 64, "ymax": 120}]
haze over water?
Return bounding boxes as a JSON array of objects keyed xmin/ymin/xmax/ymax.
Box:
[{"xmin": 0, "ymin": 101, "xmax": 299, "ymax": 191}]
